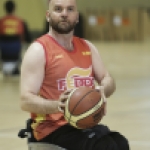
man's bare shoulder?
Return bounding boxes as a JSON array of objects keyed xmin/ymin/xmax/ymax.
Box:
[
  {"xmin": 26, "ymin": 42, "xmax": 45, "ymax": 54},
  {"xmin": 83, "ymin": 39, "xmax": 99, "ymax": 54},
  {"xmin": 22, "ymin": 42, "xmax": 46, "ymax": 67}
]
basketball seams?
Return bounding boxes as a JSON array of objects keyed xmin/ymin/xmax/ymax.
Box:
[
  {"xmin": 77, "ymin": 102, "xmax": 105, "ymax": 128},
  {"xmin": 64, "ymin": 87, "xmax": 104, "ymax": 129},
  {"xmin": 69, "ymin": 89, "xmax": 98, "ymax": 122},
  {"xmin": 65, "ymin": 103, "xmax": 104, "ymax": 129},
  {"xmin": 71, "ymin": 90, "xmax": 101, "ymax": 116},
  {"xmin": 69, "ymin": 98, "xmax": 103, "ymax": 128},
  {"xmin": 65, "ymin": 88, "xmax": 77, "ymax": 123}
]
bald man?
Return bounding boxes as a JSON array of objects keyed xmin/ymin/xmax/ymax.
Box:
[{"xmin": 20, "ymin": 0, "xmax": 129, "ymax": 149}]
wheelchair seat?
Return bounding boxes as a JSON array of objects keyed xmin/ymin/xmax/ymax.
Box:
[{"xmin": 18, "ymin": 119, "xmax": 67, "ymax": 150}]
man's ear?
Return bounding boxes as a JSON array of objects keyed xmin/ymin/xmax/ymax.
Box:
[{"xmin": 46, "ymin": 10, "xmax": 50, "ymax": 22}]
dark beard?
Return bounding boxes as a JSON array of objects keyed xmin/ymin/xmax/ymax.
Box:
[{"xmin": 50, "ymin": 20, "xmax": 77, "ymax": 34}]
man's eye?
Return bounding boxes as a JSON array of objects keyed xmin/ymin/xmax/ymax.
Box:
[
  {"xmin": 55, "ymin": 7, "xmax": 62, "ymax": 12},
  {"xmin": 68, "ymin": 7, "xmax": 74, "ymax": 11}
]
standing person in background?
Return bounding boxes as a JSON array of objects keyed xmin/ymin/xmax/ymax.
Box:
[
  {"xmin": 0, "ymin": 0, "xmax": 31, "ymax": 76},
  {"xmin": 20, "ymin": 0, "xmax": 129, "ymax": 150}
]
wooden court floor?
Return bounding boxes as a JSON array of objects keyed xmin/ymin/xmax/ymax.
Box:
[{"xmin": 0, "ymin": 41, "xmax": 150, "ymax": 150}]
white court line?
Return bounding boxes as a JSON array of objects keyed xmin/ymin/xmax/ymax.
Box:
[{"xmin": 0, "ymin": 133, "xmax": 150, "ymax": 147}]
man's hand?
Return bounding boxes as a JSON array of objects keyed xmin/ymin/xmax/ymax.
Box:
[
  {"xmin": 95, "ymin": 86, "xmax": 107, "ymax": 116},
  {"xmin": 58, "ymin": 89, "xmax": 72, "ymax": 113}
]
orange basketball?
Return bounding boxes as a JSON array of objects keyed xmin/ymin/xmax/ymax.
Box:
[{"xmin": 64, "ymin": 86, "xmax": 105, "ymax": 129}]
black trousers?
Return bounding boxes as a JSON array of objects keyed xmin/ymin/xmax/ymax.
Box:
[
  {"xmin": 0, "ymin": 40, "xmax": 21, "ymax": 61},
  {"xmin": 29, "ymin": 124, "xmax": 130, "ymax": 150}
]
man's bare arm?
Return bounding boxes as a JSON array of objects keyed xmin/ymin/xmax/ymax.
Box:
[
  {"xmin": 85, "ymin": 40, "xmax": 116, "ymax": 97},
  {"xmin": 20, "ymin": 42, "xmax": 63, "ymax": 114}
]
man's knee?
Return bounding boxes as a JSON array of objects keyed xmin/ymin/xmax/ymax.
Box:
[
  {"xmin": 89, "ymin": 135, "xmax": 119, "ymax": 150},
  {"xmin": 109, "ymin": 132, "xmax": 130, "ymax": 150}
]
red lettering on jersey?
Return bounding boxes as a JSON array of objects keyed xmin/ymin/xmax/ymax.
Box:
[
  {"xmin": 57, "ymin": 79, "xmax": 66, "ymax": 91},
  {"xmin": 74, "ymin": 77, "xmax": 94, "ymax": 87},
  {"xmin": 57, "ymin": 77, "xmax": 94, "ymax": 91}
]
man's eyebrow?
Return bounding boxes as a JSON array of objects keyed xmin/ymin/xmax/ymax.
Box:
[
  {"xmin": 68, "ymin": 6, "xmax": 75, "ymax": 8},
  {"xmin": 54, "ymin": 4, "xmax": 75, "ymax": 7}
]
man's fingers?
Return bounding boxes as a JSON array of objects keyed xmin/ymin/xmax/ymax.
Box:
[
  {"xmin": 95, "ymin": 86, "xmax": 106, "ymax": 103},
  {"xmin": 103, "ymin": 102, "xmax": 107, "ymax": 115},
  {"xmin": 95, "ymin": 85, "xmax": 104, "ymax": 89},
  {"xmin": 63, "ymin": 89, "xmax": 72, "ymax": 95},
  {"xmin": 95, "ymin": 86, "xmax": 101, "ymax": 91},
  {"xmin": 58, "ymin": 102, "xmax": 66, "ymax": 112}
]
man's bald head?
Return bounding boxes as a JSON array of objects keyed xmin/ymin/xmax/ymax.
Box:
[
  {"xmin": 46, "ymin": 0, "xmax": 79, "ymax": 34},
  {"xmin": 49, "ymin": 0, "xmax": 77, "ymax": 7}
]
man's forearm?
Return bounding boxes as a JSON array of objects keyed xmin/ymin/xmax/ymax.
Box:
[
  {"xmin": 20, "ymin": 93, "xmax": 60, "ymax": 114},
  {"xmin": 100, "ymin": 74, "xmax": 116, "ymax": 98}
]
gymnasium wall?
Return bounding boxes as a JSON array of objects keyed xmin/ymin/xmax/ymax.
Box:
[
  {"xmin": 77, "ymin": 0, "xmax": 150, "ymax": 10},
  {"xmin": 0, "ymin": 0, "xmax": 46, "ymax": 31},
  {"xmin": 0, "ymin": 0, "xmax": 150, "ymax": 40},
  {"xmin": 77, "ymin": 0, "xmax": 150, "ymax": 41}
]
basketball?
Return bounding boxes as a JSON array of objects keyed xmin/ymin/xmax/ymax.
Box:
[{"xmin": 64, "ymin": 86, "xmax": 105, "ymax": 129}]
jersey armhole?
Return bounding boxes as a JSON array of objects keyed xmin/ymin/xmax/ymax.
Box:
[
  {"xmin": 79, "ymin": 39, "xmax": 95, "ymax": 78},
  {"xmin": 35, "ymin": 39, "xmax": 48, "ymax": 71},
  {"xmin": 79, "ymin": 38, "xmax": 91, "ymax": 51}
]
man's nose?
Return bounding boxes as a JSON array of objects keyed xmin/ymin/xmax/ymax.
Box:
[{"xmin": 61, "ymin": 9, "xmax": 68, "ymax": 16}]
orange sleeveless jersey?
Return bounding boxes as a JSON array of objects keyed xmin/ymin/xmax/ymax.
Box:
[
  {"xmin": 31, "ymin": 34, "xmax": 95, "ymax": 140},
  {"xmin": 0, "ymin": 15, "xmax": 24, "ymax": 36}
]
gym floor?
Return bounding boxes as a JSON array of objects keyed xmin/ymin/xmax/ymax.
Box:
[{"xmin": 0, "ymin": 41, "xmax": 150, "ymax": 150}]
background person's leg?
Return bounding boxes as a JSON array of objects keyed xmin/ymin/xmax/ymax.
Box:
[
  {"xmin": 2, "ymin": 62, "xmax": 18, "ymax": 75},
  {"xmin": 0, "ymin": 41, "xmax": 21, "ymax": 75}
]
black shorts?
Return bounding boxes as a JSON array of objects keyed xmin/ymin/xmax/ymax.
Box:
[{"xmin": 29, "ymin": 124, "xmax": 130, "ymax": 150}]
